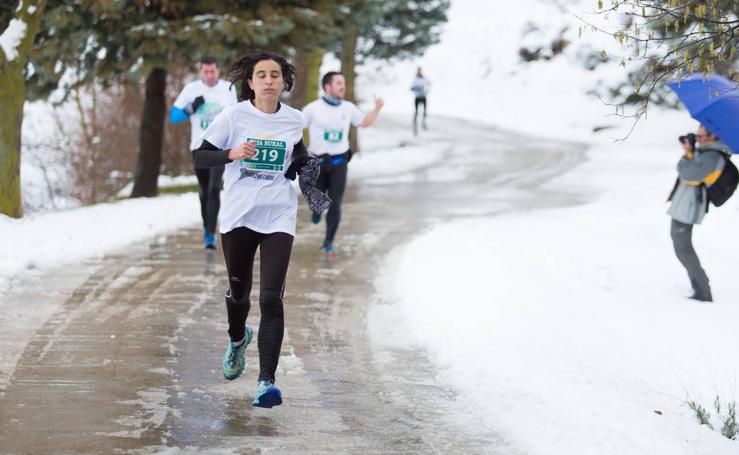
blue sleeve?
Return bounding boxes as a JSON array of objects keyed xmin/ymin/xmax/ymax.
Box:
[{"xmin": 169, "ymin": 107, "xmax": 189, "ymax": 124}]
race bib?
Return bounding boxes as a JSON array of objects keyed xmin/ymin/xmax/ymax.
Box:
[
  {"xmin": 198, "ymin": 102, "xmax": 223, "ymax": 130},
  {"xmin": 240, "ymin": 138, "xmax": 287, "ymax": 172},
  {"xmin": 324, "ymin": 129, "xmax": 343, "ymax": 143}
]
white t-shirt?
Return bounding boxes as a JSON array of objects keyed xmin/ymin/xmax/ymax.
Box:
[
  {"xmin": 201, "ymin": 101, "xmax": 304, "ymax": 236},
  {"xmin": 173, "ymin": 79, "xmax": 238, "ymax": 150},
  {"xmin": 302, "ymin": 99, "xmax": 364, "ymax": 156}
]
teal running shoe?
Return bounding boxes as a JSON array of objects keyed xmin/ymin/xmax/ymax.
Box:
[
  {"xmin": 321, "ymin": 243, "xmax": 336, "ymax": 258},
  {"xmin": 311, "ymin": 212, "xmax": 321, "ymax": 224},
  {"xmin": 252, "ymin": 380, "xmax": 282, "ymax": 408},
  {"xmin": 222, "ymin": 325, "xmax": 253, "ymax": 380}
]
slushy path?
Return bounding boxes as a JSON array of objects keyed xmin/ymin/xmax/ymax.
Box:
[{"xmin": 0, "ymin": 116, "xmax": 587, "ymax": 454}]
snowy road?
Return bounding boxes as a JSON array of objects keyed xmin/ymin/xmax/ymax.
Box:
[{"xmin": 0, "ymin": 116, "xmax": 586, "ymax": 454}]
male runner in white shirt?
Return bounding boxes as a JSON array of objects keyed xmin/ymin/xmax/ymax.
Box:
[
  {"xmin": 302, "ymin": 71, "xmax": 383, "ymax": 257},
  {"xmin": 170, "ymin": 56, "xmax": 238, "ymax": 249}
]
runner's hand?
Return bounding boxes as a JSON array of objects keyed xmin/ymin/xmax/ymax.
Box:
[
  {"xmin": 374, "ymin": 97, "xmax": 384, "ymax": 111},
  {"xmin": 228, "ymin": 141, "xmax": 258, "ymax": 160},
  {"xmin": 191, "ymin": 96, "xmax": 205, "ymax": 113}
]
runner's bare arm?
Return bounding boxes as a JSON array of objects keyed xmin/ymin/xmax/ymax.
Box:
[{"xmin": 360, "ymin": 98, "xmax": 384, "ymax": 128}]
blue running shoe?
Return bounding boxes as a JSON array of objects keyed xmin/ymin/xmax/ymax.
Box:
[
  {"xmin": 204, "ymin": 231, "xmax": 216, "ymax": 250},
  {"xmin": 252, "ymin": 380, "xmax": 282, "ymax": 408},
  {"xmin": 321, "ymin": 243, "xmax": 336, "ymax": 258},
  {"xmin": 222, "ymin": 325, "xmax": 253, "ymax": 380},
  {"xmin": 311, "ymin": 212, "xmax": 321, "ymax": 224}
]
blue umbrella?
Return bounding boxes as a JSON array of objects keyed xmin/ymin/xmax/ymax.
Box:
[{"xmin": 667, "ymin": 74, "xmax": 739, "ymax": 154}]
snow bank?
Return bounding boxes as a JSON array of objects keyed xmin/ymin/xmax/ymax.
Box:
[
  {"xmin": 378, "ymin": 136, "xmax": 739, "ymax": 454},
  {"xmin": 0, "ymin": 193, "xmax": 200, "ymax": 293},
  {"xmin": 365, "ymin": 4, "xmax": 739, "ymax": 451},
  {"xmin": 117, "ymin": 174, "xmax": 200, "ymax": 197}
]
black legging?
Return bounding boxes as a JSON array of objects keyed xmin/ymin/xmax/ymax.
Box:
[
  {"xmin": 222, "ymin": 227, "xmax": 294, "ymax": 382},
  {"xmin": 316, "ymin": 161, "xmax": 348, "ymax": 246},
  {"xmin": 195, "ymin": 165, "xmax": 224, "ymax": 234},
  {"xmin": 414, "ymin": 96, "xmax": 427, "ymax": 120}
]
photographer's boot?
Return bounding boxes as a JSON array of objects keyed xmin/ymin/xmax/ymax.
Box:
[
  {"xmin": 689, "ymin": 279, "xmax": 713, "ymax": 302},
  {"xmin": 689, "ymin": 289, "xmax": 713, "ymax": 302}
]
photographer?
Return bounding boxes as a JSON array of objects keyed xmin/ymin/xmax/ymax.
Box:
[{"xmin": 667, "ymin": 125, "xmax": 732, "ymax": 302}]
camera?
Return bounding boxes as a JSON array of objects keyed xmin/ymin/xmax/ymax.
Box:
[{"xmin": 679, "ymin": 133, "xmax": 696, "ymax": 149}]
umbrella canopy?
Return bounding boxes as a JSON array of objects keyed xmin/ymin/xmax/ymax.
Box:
[{"xmin": 667, "ymin": 74, "xmax": 739, "ymax": 154}]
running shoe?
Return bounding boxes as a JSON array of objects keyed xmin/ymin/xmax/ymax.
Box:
[
  {"xmin": 311, "ymin": 212, "xmax": 321, "ymax": 224},
  {"xmin": 321, "ymin": 243, "xmax": 336, "ymax": 258},
  {"xmin": 222, "ymin": 325, "xmax": 253, "ymax": 380},
  {"xmin": 204, "ymin": 231, "xmax": 216, "ymax": 250},
  {"xmin": 252, "ymin": 380, "xmax": 282, "ymax": 408}
]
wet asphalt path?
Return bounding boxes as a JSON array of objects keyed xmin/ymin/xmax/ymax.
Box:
[{"xmin": 0, "ymin": 116, "xmax": 587, "ymax": 454}]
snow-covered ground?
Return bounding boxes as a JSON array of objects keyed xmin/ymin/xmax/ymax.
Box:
[
  {"xmin": 375, "ymin": 137, "xmax": 739, "ymax": 454},
  {"xmin": 360, "ymin": 1, "xmax": 739, "ymax": 453},
  {"xmin": 0, "ymin": 194, "xmax": 200, "ymax": 295},
  {"xmin": 116, "ymin": 174, "xmax": 199, "ymax": 198}
]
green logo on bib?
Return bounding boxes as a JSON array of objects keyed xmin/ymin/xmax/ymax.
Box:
[
  {"xmin": 199, "ymin": 102, "xmax": 222, "ymax": 130},
  {"xmin": 324, "ymin": 129, "xmax": 343, "ymax": 143},
  {"xmin": 240, "ymin": 138, "xmax": 287, "ymax": 172}
]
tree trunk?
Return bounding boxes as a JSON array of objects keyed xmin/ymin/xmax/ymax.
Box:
[
  {"xmin": 131, "ymin": 67, "xmax": 167, "ymax": 198},
  {"xmin": 293, "ymin": 47, "xmax": 324, "ymax": 109},
  {"xmin": 340, "ymin": 29, "xmax": 359, "ymax": 153},
  {"xmin": 0, "ymin": 0, "xmax": 47, "ymax": 218},
  {"xmin": 0, "ymin": 62, "xmax": 25, "ymax": 217},
  {"xmin": 292, "ymin": 49, "xmax": 309, "ymax": 109}
]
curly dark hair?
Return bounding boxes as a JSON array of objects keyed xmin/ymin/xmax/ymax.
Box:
[{"xmin": 227, "ymin": 50, "xmax": 296, "ymax": 101}]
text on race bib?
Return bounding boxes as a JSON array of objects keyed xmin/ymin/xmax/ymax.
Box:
[
  {"xmin": 240, "ymin": 138, "xmax": 287, "ymax": 172},
  {"xmin": 324, "ymin": 129, "xmax": 343, "ymax": 143}
]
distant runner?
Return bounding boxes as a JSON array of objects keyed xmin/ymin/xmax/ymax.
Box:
[
  {"xmin": 192, "ymin": 50, "xmax": 329, "ymax": 408},
  {"xmin": 302, "ymin": 71, "xmax": 384, "ymax": 257},
  {"xmin": 410, "ymin": 67, "xmax": 430, "ymax": 135},
  {"xmin": 170, "ymin": 57, "xmax": 238, "ymax": 249}
]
